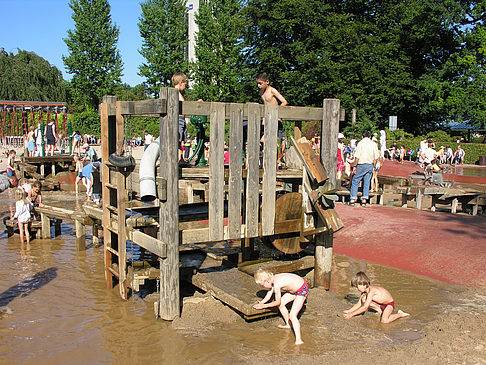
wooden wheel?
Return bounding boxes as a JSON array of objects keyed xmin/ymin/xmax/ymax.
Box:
[{"xmin": 270, "ymin": 192, "xmax": 303, "ymax": 254}]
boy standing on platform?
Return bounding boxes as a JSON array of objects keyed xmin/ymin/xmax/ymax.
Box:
[
  {"xmin": 172, "ymin": 72, "xmax": 189, "ymax": 163},
  {"xmin": 255, "ymin": 72, "xmax": 287, "ymax": 153}
]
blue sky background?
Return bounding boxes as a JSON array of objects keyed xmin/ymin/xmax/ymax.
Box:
[{"xmin": 1, "ymin": 0, "xmax": 145, "ymax": 86}]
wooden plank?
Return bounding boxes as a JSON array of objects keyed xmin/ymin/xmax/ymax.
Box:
[
  {"xmin": 320, "ymin": 99, "xmax": 340, "ymax": 188},
  {"xmin": 228, "ymin": 103, "xmax": 243, "ymax": 239},
  {"xmin": 290, "ymin": 136, "xmax": 327, "ymax": 184},
  {"xmin": 191, "ymin": 268, "xmax": 277, "ymax": 319},
  {"xmin": 118, "ymin": 99, "xmax": 166, "ymax": 116},
  {"xmin": 158, "ymin": 87, "xmax": 181, "ymax": 320},
  {"xmin": 128, "ymin": 229, "xmax": 167, "ymax": 258},
  {"xmin": 208, "ymin": 102, "xmax": 225, "ymax": 241},
  {"xmin": 261, "ymin": 105, "xmax": 278, "ymax": 236},
  {"xmin": 36, "ymin": 205, "xmax": 77, "ymax": 221},
  {"xmin": 181, "ymin": 166, "xmax": 303, "ymax": 180},
  {"xmin": 245, "ymin": 103, "xmax": 261, "ymax": 238},
  {"xmin": 238, "ymin": 256, "xmax": 314, "ymax": 276}
]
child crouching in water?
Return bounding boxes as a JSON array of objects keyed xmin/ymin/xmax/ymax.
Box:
[
  {"xmin": 253, "ymin": 269, "xmax": 309, "ymax": 345},
  {"xmin": 11, "ymin": 188, "xmax": 32, "ymax": 247},
  {"xmin": 344, "ymin": 271, "xmax": 409, "ymax": 323}
]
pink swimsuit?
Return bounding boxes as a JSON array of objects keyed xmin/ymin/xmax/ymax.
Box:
[{"xmin": 294, "ymin": 281, "xmax": 309, "ymax": 297}]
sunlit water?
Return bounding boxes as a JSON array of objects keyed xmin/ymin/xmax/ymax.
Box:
[{"xmin": 0, "ymin": 192, "xmax": 467, "ymax": 364}]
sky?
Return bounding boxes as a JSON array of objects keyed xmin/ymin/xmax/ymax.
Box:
[{"xmin": 1, "ymin": 0, "xmax": 145, "ymax": 87}]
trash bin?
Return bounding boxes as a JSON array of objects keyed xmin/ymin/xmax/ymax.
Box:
[{"xmin": 479, "ymin": 156, "xmax": 486, "ymax": 166}]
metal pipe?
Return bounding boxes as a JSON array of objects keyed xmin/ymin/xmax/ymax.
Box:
[{"xmin": 139, "ymin": 137, "xmax": 160, "ymax": 201}]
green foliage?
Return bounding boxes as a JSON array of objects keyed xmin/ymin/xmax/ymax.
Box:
[
  {"xmin": 69, "ymin": 108, "xmax": 100, "ymax": 136},
  {"xmin": 242, "ymin": 0, "xmax": 486, "ymax": 133},
  {"xmin": 192, "ymin": 0, "xmax": 251, "ymax": 102},
  {"xmin": 63, "ymin": 0, "xmax": 123, "ymax": 111},
  {"xmin": 0, "ymin": 49, "xmax": 67, "ymax": 101},
  {"xmin": 138, "ymin": 0, "xmax": 189, "ymax": 96}
]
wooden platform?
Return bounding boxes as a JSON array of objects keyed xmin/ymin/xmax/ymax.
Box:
[{"xmin": 192, "ymin": 268, "xmax": 278, "ymax": 320}]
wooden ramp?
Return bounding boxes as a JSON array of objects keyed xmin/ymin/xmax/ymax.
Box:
[{"xmin": 191, "ymin": 268, "xmax": 278, "ymax": 320}]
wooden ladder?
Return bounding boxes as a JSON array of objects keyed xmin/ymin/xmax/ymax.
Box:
[{"xmin": 101, "ymin": 96, "xmax": 129, "ymax": 300}]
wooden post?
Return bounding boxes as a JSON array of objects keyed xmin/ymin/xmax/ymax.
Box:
[
  {"xmin": 315, "ymin": 98, "xmax": 340, "ymax": 289},
  {"xmin": 101, "ymin": 95, "xmax": 116, "ymax": 289},
  {"xmin": 41, "ymin": 213, "xmax": 50, "ymax": 239},
  {"xmin": 115, "ymin": 101, "xmax": 128, "ymax": 300},
  {"xmin": 75, "ymin": 219, "xmax": 86, "ymax": 250},
  {"xmin": 352, "ymin": 109, "xmax": 357, "ymax": 125},
  {"xmin": 451, "ymin": 198, "xmax": 458, "ymax": 214},
  {"xmin": 92, "ymin": 224, "xmax": 99, "ymax": 246},
  {"xmin": 158, "ymin": 87, "xmax": 180, "ymax": 320},
  {"xmin": 416, "ymin": 189, "xmax": 423, "ymax": 210},
  {"xmin": 314, "ymin": 230, "xmax": 333, "ymax": 290}
]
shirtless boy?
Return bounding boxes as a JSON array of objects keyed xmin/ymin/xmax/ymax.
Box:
[
  {"xmin": 255, "ymin": 72, "xmax": 287, "ymax": 147},
  {"xmin": 344, "ymin": 271, "xmax": 410, "ymax": 323},
  {"xmin": 172, "ymin": 72, "xmax": 189, "ymax": 163},
  {"xmin": 253, "ymin": 269, "xmax": 309, "ymax": 345}
]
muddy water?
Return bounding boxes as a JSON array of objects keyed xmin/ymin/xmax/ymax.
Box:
[{"xmin": 0, "ymin": 192, "xmax": 466, "ymax": 364}]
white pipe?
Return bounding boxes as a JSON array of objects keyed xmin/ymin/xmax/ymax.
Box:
[{"xmin": 139, "ymin": 137, "xmax": 160, "ymax": 201}]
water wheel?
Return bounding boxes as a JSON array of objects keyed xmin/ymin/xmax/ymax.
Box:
[{"xmin": 270, "ymin": 192, "xmax": 303, "ymax": 254}]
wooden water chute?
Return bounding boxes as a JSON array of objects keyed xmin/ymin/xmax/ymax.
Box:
[{"xmin": 100, "ymin": 93, "xmax": 343, "ymax": 320}]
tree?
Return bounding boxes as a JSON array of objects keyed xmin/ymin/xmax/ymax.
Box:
[
  {"xmin": 243, "ymin": 0, "xmax": 463, "ymax": 133},
  {"xmin": 192, "ymin": 0, "xmax": 251, "ymax": 102},
  {"xmin": 0, "ymin": 49, "xmax": 67, "ymax": 101},
  {"xmin": 63, "ymin": 0, "xmax": 123, "ymax": 111},
  {"xmin": 138, "ymin": 0, "xmax": 189, "ymax": 96}
]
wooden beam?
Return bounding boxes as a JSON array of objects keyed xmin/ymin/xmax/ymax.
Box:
[
  {"xmin": 238, "ymin": 256, "xmax": 314, "ymax": 276},
  {"xmin": 181, "ymin": 101, "xmax": 324, "ymax": 121},
  {"xmin": 118, "ymin": 99, "xmax": 167, "ymax": 116},
  {"xmin": 128, "ymin": 229, "xmax": 167, "ymax": 258}
]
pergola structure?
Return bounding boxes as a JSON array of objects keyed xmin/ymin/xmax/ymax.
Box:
[{"xmin": 0, "ymin": 101, "xmax": 68, "ymax": 140}]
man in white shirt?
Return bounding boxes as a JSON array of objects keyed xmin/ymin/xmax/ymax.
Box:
[
  {"xmin": 349, "ymin": 130, "xmax": 380, "ymax": 207},
  {"xmin": 144, "ymin": 130, "xmax": 153, "ymax": 151}
]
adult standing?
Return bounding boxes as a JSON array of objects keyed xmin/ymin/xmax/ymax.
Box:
[
  {"xmin": 144, "ymin": 130, "xmax": 153, "ymax": 151},
  {"xmin": 34, "ymin": 123, "xmax": 43, "ymax": 157},
  {"xmin": 44, "ymin": 120, "xmax": 56, "ymax": 156},
  {"xmin": 379, "ymin": 130, "xmax": 386, "ymax": 158},
  {"xmin": 349, "ymin": 131, "xmax": 380, "ymax": 207}
]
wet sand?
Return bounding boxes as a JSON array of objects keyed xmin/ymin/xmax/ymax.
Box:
[{"xmin": 1, "ymin": 191, "xmax": 486, "ymax": 364}]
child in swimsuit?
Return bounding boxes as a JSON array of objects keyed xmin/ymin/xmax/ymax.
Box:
[
  {"xmin": 253, "ymin": 269, "xmax": 308, "ymax": 345},
  {"xmin": 344, "ymin": 271, "xmax": 410, "ymax": 323}
]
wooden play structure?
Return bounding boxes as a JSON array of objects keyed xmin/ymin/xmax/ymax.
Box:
[{"xmin": 99, "ymin": 91, "xmax": 343, "ymax": 320}]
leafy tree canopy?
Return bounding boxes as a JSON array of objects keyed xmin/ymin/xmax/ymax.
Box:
[
  {"xmin": 138, "ymin": 0, "xmax": 189, "ymax": 96},
  {"xmin": 0, "ymin": 49, "xmax": 67, "ymax": 102},
  {"xmin": 63, "ymin": 0, "xmax": 123, "ymax": 112}
]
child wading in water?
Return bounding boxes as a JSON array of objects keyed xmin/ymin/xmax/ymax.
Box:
[
  {"xmin": 73, "ymin": 154, "xmax": 84, "ymax": 194},
  {"xmin": 344, "ymin": 271, "xmax": 410, "ymax": 323},
  {"xmin": 253, "ymin": 269, "xmax": 308, "ymax": 345},
  {"xmin": 11, "ymin": 187, "xmax": 32, "ymax": 247}
]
